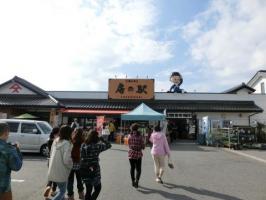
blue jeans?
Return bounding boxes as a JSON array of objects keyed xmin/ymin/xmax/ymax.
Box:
[{"xmin": 52, "ymin": 182, "xmax": 66, "ymax": 200}]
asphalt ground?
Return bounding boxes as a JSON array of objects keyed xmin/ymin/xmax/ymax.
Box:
[{"xmin": 11, "ymin": 142, "xmax": 266, "ymax": 200}]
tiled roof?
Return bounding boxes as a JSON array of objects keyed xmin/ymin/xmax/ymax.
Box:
[
  {"xmin": 60, "ymin": 100, "xmax": 263, "ymax": 113},
  {"xmin": 223, "ymin": 83, "xmax": 255, "ymax": 94},
  {"xmin": 0, "ymin": 96, "xmax": 59, "ymax": 108}
]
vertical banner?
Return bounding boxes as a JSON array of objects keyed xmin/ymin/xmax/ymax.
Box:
[
  {"xmin": 49, "ymin": 109, "xmax": 56, "ymax": 127},
  {"xmin": 96, "ymin": 116, "xmax": 105, "ymax": 133}
]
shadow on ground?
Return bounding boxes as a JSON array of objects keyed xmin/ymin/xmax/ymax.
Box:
[
  {"xmin": 22, "ymin": 153, "xmax": 46, "ymax": 161},
  {"xmin": 169, "ymin": 143, "xmax": 217, "ymax": 152},
  {"xmin": 161, "ymin": 182, "xmax": 244, "ymax": 200},
  {"xmin": 138, "ymin": 186, "xmax": 197, "ymax": 200}
]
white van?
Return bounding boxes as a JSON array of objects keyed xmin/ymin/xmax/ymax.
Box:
[{"xmin": 0, "ymin": 119, "xmax": 52, "ymax": 156}]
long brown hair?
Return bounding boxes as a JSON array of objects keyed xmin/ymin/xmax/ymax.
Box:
[
  {"xmin": 59, "ymin": 125, "xmax": 72, "ymax": 141},
  {"xmin": 84, "ymin": 130, "xmax": 99, "ymax": 144},
  {"xmin": 72, "ymin": 128, "xmax": 84, "ymax": 145}
]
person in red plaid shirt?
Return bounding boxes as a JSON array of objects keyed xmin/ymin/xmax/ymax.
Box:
[{"xmin": 128, "ymin": 123, "xmax": 145, "ymax": 188}]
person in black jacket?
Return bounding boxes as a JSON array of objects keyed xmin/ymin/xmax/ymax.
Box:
[{"xmin": 80, "ymin": 130, "xmax": 111, "ymax": 200}]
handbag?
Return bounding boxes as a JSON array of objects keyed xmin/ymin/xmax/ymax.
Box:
[{"xmin": 168, "ymin": 157, "xmax": 174, "ymax": 169}]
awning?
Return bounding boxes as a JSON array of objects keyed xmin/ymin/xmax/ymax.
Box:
[{"xmin": 61, "ymin": 109, "xmax": 129, "ymax": 114}]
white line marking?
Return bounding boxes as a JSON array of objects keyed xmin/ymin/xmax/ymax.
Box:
[
  {"xmin": 11, "ymin": 179, "xmax": 25, "ymax": 183},
  {"xmin": 223, "ymin": 148, "xmax": 266, "ymax": 164}
]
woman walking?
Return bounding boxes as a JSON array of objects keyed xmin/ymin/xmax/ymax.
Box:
[
  {"xmin": 43, "ymin": 127, "xmax": 60, "ymax": 199},
  {"xmin": 80, "ymin": 130, "xmax": 111, "ymax": 200},
  {"xmin": 67, "ymin": 128, "xmax": 85, "ymax": 200},
  {"xmin": 149, "ymin": 125, "xmax": 171, "ymax": 184},
  {"xmin": 101, "ymin": 123, "xmax": 110, "ymax": 141},
  {"xmin": 128, "ymin": 123, "xmax": 145, "ymax": 188},
  {"xmin": 47, "ymin": 125, "xmax": 73, "ymax": 200}
]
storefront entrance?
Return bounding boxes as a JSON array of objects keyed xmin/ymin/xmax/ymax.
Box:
[{"xmin": 167, "ymin": 112, "xmax": 196, "ymax": 141}]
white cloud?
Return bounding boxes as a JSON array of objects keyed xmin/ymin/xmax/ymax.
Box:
[
  {"xmin": 0, "ymin": 0, "xmax": 172, "ymax": 90},
  {"xmin": 182, "ymin": 0, "xmax": 266, "ymax": 91}
]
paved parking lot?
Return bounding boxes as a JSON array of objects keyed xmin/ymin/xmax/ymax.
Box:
[{"xmin": 11, "ymin": 142, "xmax": 266, "ymax": 200}]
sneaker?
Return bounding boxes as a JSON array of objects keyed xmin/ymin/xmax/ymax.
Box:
[
  {"xmin": 78, "ymin": 191, "xmax": 85, "ymax": 199},
  {"xmin": 43, "ymin": 186, "xmax": 51, "ymax": 198},
  {"xmin": 67, "ymin": 195, "xmax": 75, "ymax": 200},
  {"xmin": 158, "ymin": 177, "xmax": 163, "ymax": 184},
  {"xmin": 132, "ymin": 181, "xmax": 136, "ymax": 187}
]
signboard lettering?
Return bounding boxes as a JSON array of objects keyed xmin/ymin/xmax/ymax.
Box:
[{"xmin": 109, "ymin": 79, "xmax": 154, "ymax": 100}]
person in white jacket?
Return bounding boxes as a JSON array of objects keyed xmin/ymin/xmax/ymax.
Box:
[{"xmin": 47, "ymin": 125, "xmax": 73, "ymax": 200}]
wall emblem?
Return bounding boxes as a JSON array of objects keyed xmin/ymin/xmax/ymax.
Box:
[{"xmin": 9, "ymin": 83, "xmax": 22, "ymax": 93}]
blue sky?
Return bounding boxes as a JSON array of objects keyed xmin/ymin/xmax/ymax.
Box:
[{"xmin": 0, "ymin": 0, "xmax": 265, "ymax": 92}]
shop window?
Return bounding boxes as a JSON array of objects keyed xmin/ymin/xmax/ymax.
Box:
[{"xmin": 222, "ymin": 120, "xmax": 231, "ymax": 128}]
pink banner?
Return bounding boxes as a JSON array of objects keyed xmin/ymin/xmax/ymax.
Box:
[{"xmin": 96, "ymin": 116, "xmax": 105, "ymax": 133}]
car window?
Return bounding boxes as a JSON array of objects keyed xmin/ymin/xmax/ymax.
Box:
[
  {"xmin": 21, "ymin": 123, "xmax": 40, "ymax": 134},
  {"xmin": 7, "ymin": 122, "xmax": 19, "ymax": 132},
  {"xmin": 37, "ymin": 122, "xmax": 52, "ymax": 134}
]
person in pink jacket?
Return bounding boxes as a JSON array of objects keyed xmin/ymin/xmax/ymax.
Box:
[{"xmin": 149, "ymin": 125, "xmax": 171, "ymax": 184}]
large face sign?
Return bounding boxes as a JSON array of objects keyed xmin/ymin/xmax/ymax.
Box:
[{"xmin": 168, "ymin": 72, "xmax": 184, "ymax": 93}]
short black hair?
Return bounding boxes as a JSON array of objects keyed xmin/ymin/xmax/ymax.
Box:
[
  {"xmin": 130, "ymin": 123, "xmax": 139, "ymax": 131},
  {"xmin": 170, "ymin": 71, "xmax": 183, "ymax": 86},
  {"xmin": 0, "ymin": 122, "xmax": 9, "ymax": 136},
  {"xmin": 154, "ymin": 125, "xmax": 161, "ymax": 132}
]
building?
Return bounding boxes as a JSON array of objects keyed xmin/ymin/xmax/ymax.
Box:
[
  {"xmin": 247, "ymin": 70, "xmax": 266, "ymax": 94},
  {"xmin": 0, "ymin": 71, "xmax": 265, "ymax": 140}
]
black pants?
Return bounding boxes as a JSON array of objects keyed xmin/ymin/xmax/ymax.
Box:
[
  {"xmin": 129, "ymin": 158, "xmax": 142, "ymax": 182},
  {"xmin": 67, "ymin": 169, "xmax": 84, "ymax": 196},
  {"xmin": 47, "ymin": 181, "xmax": 57, "ymax": 192},
  {"xmin": 108, "ymin": 132, "xmax": 114, "ymax": 142},
  {"xmin": 85, "ymin": 183, "xmax": 101, "ymax": 200}
]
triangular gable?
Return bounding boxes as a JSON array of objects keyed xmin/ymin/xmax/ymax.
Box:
[
  {"xmin": 0, "ymin": 81, "xmax": 37, "ymax": 95},
  {"xmin": 0, "ymin": 76, "xmax": 48, "ymax": 96}
]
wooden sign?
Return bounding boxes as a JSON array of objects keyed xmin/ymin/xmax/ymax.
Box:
[{"xmin": 108, "ymin": 79, "xmax": 154, "ymax": 100}]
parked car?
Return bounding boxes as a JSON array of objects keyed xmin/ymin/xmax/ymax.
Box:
[{"xmin": 0, "ymin": 119, "xmax": 52, "ymax": 156}]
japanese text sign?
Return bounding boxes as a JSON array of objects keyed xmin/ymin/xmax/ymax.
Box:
[{"xmin": 108, "ymin": 79, "xmax": 154, "ymax": 100}]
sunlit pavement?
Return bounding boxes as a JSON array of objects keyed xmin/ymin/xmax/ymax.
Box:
[{"xmin": 12, "ymin": 142, "xmax": 266, "ymax": 200}]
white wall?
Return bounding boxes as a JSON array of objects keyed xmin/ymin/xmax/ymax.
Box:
[
  {"xmin": 156, "ymin": 92, "xmax": 266, "ymax": 125},
  {"xmin": 253, "ymin": 78, "xmax": 266, "ymax": 94},
  {"xmin": 0, "ymin": 82, "xmax": 36, "ymax": 95},
  {"xmin": 196, "ymin": 112, "xmax": 250, "ymax": 126}
]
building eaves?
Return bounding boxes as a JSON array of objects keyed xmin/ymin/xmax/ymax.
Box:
[
  {"xmin": 247, "ymin": 70, "xmax": 266, "ymax": 87},
  {"xmin": 223, "ymin": 83, "xmax": 255, "ymax": 94},
  {"xmin": 59, "ymin": 99, "xmax": 263, "ymax": 113},
  {"xmin": 0, "ymin": 96, "xmax": 59, "ymax": 108}
]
